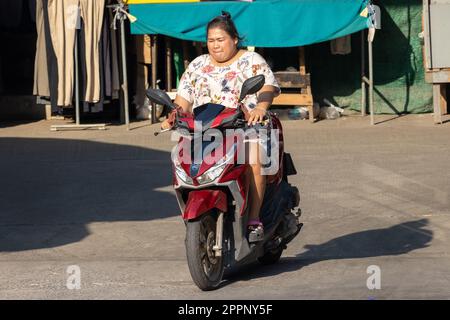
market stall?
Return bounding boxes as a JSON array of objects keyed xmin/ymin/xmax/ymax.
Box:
[{"xmin": 126, "ymin": 0, "xmax": 374, "ymax": 123}]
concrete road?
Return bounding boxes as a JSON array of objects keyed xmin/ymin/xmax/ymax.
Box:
[{"xmin": 0, "ymin": 114, "xmax": 449, "ymax": 299}]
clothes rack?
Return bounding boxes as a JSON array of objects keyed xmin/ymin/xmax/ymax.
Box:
[{"xmin": 50, "ymin": 1, "xmax": 130, "ymax": 131}]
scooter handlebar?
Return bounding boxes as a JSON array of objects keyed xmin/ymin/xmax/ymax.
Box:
[{"xmin": 154, "ymin": 128, "xmax": 172, "ymax": 136}]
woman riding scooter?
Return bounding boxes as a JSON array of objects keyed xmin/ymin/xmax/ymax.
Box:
[{"xmin": 161, "ymin": 11, "xmax": 280, "ymax": 241}]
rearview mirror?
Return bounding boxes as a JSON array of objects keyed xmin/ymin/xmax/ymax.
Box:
[
  {"xmin": 146, "ymin": 88, "xmax": 175, "ymax": 109},
  {"xmin": 239, "ymin": 75, "xmax": 265, "ymax": 102}
]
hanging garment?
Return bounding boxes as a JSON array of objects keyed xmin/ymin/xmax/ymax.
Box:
[
  {"xmin": 79, "ymin": 10, "xmax": 112, "ymax": 113},
  {"xmin": 101, "ymin": 11, "xmax": 112, "ymax": 98},
  {"xmin": 33, "ymin": 0, "xmax": 50, "ymax": 97},
  {"xmin": 47, "ymin": 0, "xmax": 79, "ymax": 106},
  {"xmin": 79, "ymin": 0, "xmax": 106, "ymax": 103},
  {"xmin": 90, "ymin": 14, "xmax": 106, "ymax": 113},
  {"xmin": 76, "ymin": 17, "xmax": 87, "ymax": 111},
  {"xmin": 41, "ymin": 0, "xmax": 59, "ymax": 111},
  {"xmin": 330, "ymin": 35, "xmax": 351, "ymax": 55}
]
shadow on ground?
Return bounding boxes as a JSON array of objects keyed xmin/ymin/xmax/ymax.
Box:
[
  {"xmin": 0, "ymin": 137, "xmax": 178, "ymax": 251},
  {"xmin": 224, "ymin": 218, "xmax": 432, "ymax": 285},
  {"xmin": 0, "ymin": 120, "xmax": 43, "ymax": 129}
]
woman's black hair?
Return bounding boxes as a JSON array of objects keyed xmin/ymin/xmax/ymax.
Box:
[{"xmin": 206, "ymin": 11, "xmax": 243, "ymax": 43}]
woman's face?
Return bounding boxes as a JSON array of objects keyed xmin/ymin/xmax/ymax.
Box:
[{"xmin": 207, "ymin": 27, "xmax": 238, "ymax": 63}]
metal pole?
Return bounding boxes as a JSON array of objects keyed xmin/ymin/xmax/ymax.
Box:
[
  {"xmin": 361, "ymin": 30, "xmax": 366, "ymax": 116},
  {"xmin": 120, "ymin": 13, "xmax": 130, "ymax": 130},
  {"xmin": 75, "ymin": 29, "xmax": 80, "ymax": 125},
  {"xmin": 369, "ymin": 34, "xmax": 374, "ymax": 125},
  {"xmin": 151, "ymin": 35, "xmax": 158, "ymax": 124}
]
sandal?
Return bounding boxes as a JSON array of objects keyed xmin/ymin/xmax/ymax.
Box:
[{"xmin": 247, "ymin": 219, "xmax": 264, "ymax": 243}]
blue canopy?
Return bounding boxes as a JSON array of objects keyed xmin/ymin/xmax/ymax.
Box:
[{"xmin": 129, "ymin": 0, "xmax": 371, "ymax": 47}]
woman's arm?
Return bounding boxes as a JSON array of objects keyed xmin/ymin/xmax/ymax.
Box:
[
  {"xmin": 160, "ymin": 95, "xmax": 193, "ymax": 130},
  {"xmin": 255, "ymin": 85, "xmax": 276, "ymax": 110},
  {"xmin": 174, "ymin": 95, "xmax": 193, "ymax": 113},
  {"xmin": 247, "ymin": 85, "xmax": 275, "ymax": 125}
]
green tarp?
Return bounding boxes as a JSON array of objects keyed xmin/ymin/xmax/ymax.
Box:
[{"xmin": 129, "ymin": 0, "xmax": 371, "ymax": 47}]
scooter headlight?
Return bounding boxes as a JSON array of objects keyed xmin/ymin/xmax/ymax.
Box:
[
  {"xmin": 175, "ymin": 165, "xmax": 193, "ymax": 185},
  {"xmin": 196, "ymin": 143, "xmax": 236, "ymax": 185},
  {"xmin": 196, "ymin": 161, "xmax": 228, "ymax": 185}
]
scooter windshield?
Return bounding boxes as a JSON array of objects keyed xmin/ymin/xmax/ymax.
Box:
[{"xmin": 193, "ymin": 103, "xmax": 225, "ymax": 130}]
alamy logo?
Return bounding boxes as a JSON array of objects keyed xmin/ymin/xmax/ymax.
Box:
[
  {"xmin": 366, "ymin": 265, "xmax": 381, "ymax": 290},
  {"xmin": 170, "ymin": 121, "xmax": 280, "ymax": 176},
  {"xmin": 66, "ymin": 265, "xmax": 81, "ymax": 290}
]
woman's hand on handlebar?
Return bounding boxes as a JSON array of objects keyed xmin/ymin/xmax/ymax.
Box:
[
  {"xmin": 247, "ymin": 107, "xmax": 267, "ymax": 126},
  {"xmin": 160, "ymin": 118, "xmax": 173, "ymax": 130}
]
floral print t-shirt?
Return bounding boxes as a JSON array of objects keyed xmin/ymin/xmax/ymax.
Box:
[{"xmin": 177, "ymin": 51, "xmax": 280, "ymax": 111}]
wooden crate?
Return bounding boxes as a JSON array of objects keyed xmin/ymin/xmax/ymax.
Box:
[
  {"xmin": 274, "ymin": 72, "xmax": 310, "ymax": 89},
  {"xmin": 271, "ymin": 47, "xmax": 315, "ymax": 122}
]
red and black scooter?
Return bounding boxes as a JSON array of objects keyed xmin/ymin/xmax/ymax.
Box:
[{"xmin": 147, "ymin": 75, "xmax": 302, "ymax": 290}]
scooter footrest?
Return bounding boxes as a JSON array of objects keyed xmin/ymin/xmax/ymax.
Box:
[{"xmin": 248, "ymin": 228, "xmax": 264, "ymax": 243}]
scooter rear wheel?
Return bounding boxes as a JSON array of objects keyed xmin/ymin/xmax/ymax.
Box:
[{"xmin": 186, "ymin": 214, "xmax": 224, "ymax": 290}]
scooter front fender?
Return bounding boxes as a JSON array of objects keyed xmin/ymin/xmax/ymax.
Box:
[{"xmin": 183, "ymin": 190, "xmax": 228, "ymax": 221}]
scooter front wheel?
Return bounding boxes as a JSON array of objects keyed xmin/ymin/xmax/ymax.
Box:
[{"xmin": 185, "ymin": 214, "xmax": 224, "ymax": 290}]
